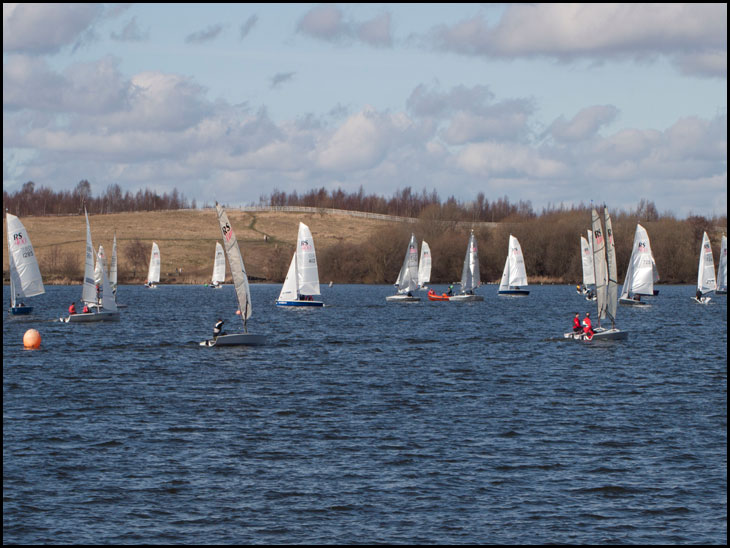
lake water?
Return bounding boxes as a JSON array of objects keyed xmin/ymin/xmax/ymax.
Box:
[{"xmin": 3, "ymin": 284, "xmax": 727, "ymax": 544}]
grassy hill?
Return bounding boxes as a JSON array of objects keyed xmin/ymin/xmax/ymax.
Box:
[{"xmin": 4, "ymin": 209, "xmax": 408, "ymax": 285}]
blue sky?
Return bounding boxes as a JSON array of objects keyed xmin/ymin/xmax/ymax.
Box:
[{"xmin": 3, "ymin": 3, "xmax": 727, "ymax": 217}]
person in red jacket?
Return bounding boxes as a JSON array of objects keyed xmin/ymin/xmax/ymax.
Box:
[
  {"xmin": 572, "ymin": 312, "xmax": 582, "ymax": 333},
  {"xmin": 68, "ymin": 302, "xmax": 77, "ymax": 315},
  {"xmin": 582, "ymin": 312, "xmax": 594, "ymax": 339}
]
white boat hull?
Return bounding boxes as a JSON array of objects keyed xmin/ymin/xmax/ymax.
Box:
[
  {"xmin": 563, "ymin": 327, "xmax": 628, "ymax": 341},
  {"xmin": 619, "ymin": 297, "xmax": 649, "ymax": 306},
  {"xmin": 693, "ymin": 296, "xmax": 712, "ymax": 304},
  {"xmin": 386, "ymin": 294, "xmax": 420, "ymax": 302},
  {"xmin": 62, "ymin": 310, "xmax": 120, "ymax": 323},
  {"xmin": 449, "ymin": 294, "xmax": 484, "ymax": 302},
  {"xmin": 200, "ymin": 333, "xmax": 266, "ymax": 347}
]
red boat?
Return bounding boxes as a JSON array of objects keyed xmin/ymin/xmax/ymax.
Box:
[{"xmin": 427, "ymin": 289, "xmax": 451, "ymax": 301}]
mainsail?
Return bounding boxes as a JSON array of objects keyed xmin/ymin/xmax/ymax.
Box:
[
  {"xmin": 591, "ymin": 208, "xmax": 608, "ymax": 321},
  {"xmin": 499, "ymin": 234, "xmax": 528, "ymax": 290},
  {"xmin": 6, "ymin": 212, "xmax": 45, "ymax": 307},
  {"xmin": 603, "ymin": 207, "xmax": 618, "ymax": 326},
  {"xmin": 697, "ymin": 231, "xmax": 716, "ymax": 296},
  {"xmin": 717, "ymin": 235, "xmax": 727, "ymax": 293},
  {"xmin": 460, "ymin": 230, "xmax": 481, "ymax": 293},
  {"xmin": 581, "ymin": 232, "xmax": 595, "ymax": 287},
  {"xmin": 620, "ymin": 224, "xmax": 655, "ymax": 299},
  {"xmin": 395, "ymin": 233, "xmax": 419, "ymax": 294},
  {"xmin": 418, "ymin": 241, "xmax": 432, "ymax": 287},
  {"xmin": 82, "ymin": 209, "xmax": 98, "ymax": 305},
  {"xmin": 147, "ymin": 242, "xmax": 160, "ymax": 284},
  {"xmin": 216, "ymin": 204, "xmax": 252, "ymax": 326},
  {"xmin": 296, "ymin": 222, "xmax": 320, "ymax": 297},
  {"xmin": 211, "ymin": 241, "xmax": 226, "ymax": 285}
]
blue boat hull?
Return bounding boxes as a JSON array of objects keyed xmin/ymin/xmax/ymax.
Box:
[
  {"xmin": 10, "ymin": 306, "xmax": 33, "ymax": 315},
  {"xmin": 276, "ymin": 300, "xmax": 324, "ymax": 307}
]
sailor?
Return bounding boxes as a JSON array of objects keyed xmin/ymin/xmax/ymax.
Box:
[
  {"xmin": 447, "ymin": 284, "xmax": 454, "ymax": 296},
  {"xmin": 69, "ymin": 302, "xmax": 77, "ymax": 315},
  {"xmin": 213, "ymin": 318, "xmax": 225, "ymax": 339},
  {"xmin": 572, "ymin": 313, "xmax": 582, "ymax": 333},
  {"xmin": 696, "ymin": 289, "xmax": 703, "ymax": 301},
  {"xmin": 582, "ymin": 312, "xmax": 594, "ymax": 338},
  {"xmin": 82, "ymin": 304, "xmax": 90, "ymax": 313}
]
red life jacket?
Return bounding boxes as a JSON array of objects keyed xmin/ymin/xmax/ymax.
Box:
[
  {"xmin": 573, "ymin": 317, "xmax": 581, "ymax": 330},
  {"xmin": 583, "ymin": 317, "xmax": 593, "ymax": 334},
  {"xmin": 69, "ymin": 304, "xmax": 76, "ymax": 315}
]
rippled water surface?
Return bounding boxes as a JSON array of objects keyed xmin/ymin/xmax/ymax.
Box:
[{"xmin": 3, "ymin": 284, "xmax": 727, "ymax": 544}]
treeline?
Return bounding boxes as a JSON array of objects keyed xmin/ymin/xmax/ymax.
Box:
[
  {"xmin": 3, "ymin": 180, "xmax": 192, "ymax": 217},
  {"xmin": 264, "ymin": 186, "xmax": 536, "ymax": 222},
  {"xmin": 311, "ymin": 206, "xmax": 726, "ymax": 285}
]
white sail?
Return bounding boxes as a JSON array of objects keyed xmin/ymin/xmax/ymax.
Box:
[
  {"xmin": 603, "ymin": 207, "xmax": 618, "ymax": 325},
  {"xmin": 216, "ymin": 204, "xmax": 253, "ymax": 324},
  {"xmin": 211, "ymin": 241, "xmax": 226, "ymax": 285},
  {"xmin": 418, "ymin": 241, "xmax": 432, "ymax": 287},
  {"xmin": 591, "ymin": 208, "xmax": 608, "ymax": 321},
  {"xmin": 110, "ymin": 233, "xmax": 118, "ymax": 295},
  {"xmin": 581, "ymin": 234, "xmax": 595, "ymax": 287},
  {"xmin": 395, "ymin": 233, "xmax": 419, "ymax": 294},
  {"xmin": 499, "ymin": 234, "xmax": 528, "ymax": 291},
  {"xmin": 620, "ymin": 224, "xmax": 655, "ymax": 299},
  {"xmin": 6, "ymin": 212, "xmax": 45, "ymax": 307},
  {"xmin": 697, "ymin": 232, "xmax": 716, "ymax": 295},
  {"xmin": 82, "ymin": 209, "xmax": 98, "ymax": 305},
  {"xmin": 98, "ymin": 248, "xmax": 117, "ymax": 313},
  {"xmin": 717, "ymin": 235, "xmax": 727, "ymax": 293},
  {"xmin": 296, "ymin": 222, "xmax": 320, "ymax": 296},
  {"xmin": 95, "ymin": 245, "xmax": 107, "ymax": 291},
  {"xmin": 147, "ymin": 242, "xmax": 160, "ymax": 284},
  {"xmin": 277, "ymin": 252, "xmax": 298, "ymax": 302},
  {"xmin": 460, "ymin": 231, "xmax": 481, "ymax": 293}
]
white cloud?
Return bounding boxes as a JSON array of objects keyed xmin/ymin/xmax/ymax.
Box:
[
  {"xmin": 297, "ymin": 5, "xmax": 392, "ymax": 47},
  {"xmin": 426, "ymin": 4, "xmax": 727, "ymax": 77},
  {"xmin": 548, "ymin": 105, "xmax": 620, "ymax": 142},
  {"xmin": 3, "ymin": 3, "xmax": 103, "ymax": 54}
]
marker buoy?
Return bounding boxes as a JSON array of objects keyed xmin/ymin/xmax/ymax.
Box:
[{"xmin": 23, "ymin": 329, "xmax": 41, "ymax": 349}]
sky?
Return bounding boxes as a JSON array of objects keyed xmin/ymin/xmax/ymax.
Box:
[{"xmin": 3, "ymin": 3, "xmax": 727, "ymax": 218}]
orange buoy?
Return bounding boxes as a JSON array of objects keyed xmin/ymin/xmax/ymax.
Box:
[{"xmin": 23, "ymin": 328, "xmax": 41, "ymax": 349}]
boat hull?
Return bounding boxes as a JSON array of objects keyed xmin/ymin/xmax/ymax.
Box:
[
  {"xmin": 693, "ymin": 296, "xmax": 712, "ymax": 304},
  {"xmin": 449, "ymin": 294, "xmax": 484, "ymax": 302},
  {"xmin": 498, "ymin": 289, "xmax": 530, "ymax": 296},
  {"xmin": 427, "ymin": 293, "xmax": 451, "ymax": 301},
  {"xmin": 386, "ymin": 294, "xmax": 420, "ymax": 302},
  {"xmin": 10, "ymin": 306, "xmax": 33, "ymax": 315},
  {"xmin": 619, "ymin": 297, "xmax": 649, "ymax": 306},
  {"xmin": 716, "ymin": 289, "xmax": 727, "ymax": 295},
  {"xmin": 276, "ymin": 300, "xmax": 324, "ymax": 307},
  {"xmin": 563, "ymin": 327, "xmax": 628, "ymax": 341},
  {"xmin": 62, "ymin": 311, "xmax": 120, "ymax": 323},
  {"xmin": 200, "ymin": 333, "xmax": 266, "ymax": 347}
]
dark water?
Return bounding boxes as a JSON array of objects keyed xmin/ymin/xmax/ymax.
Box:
[{"xmin": 3, "ymin": 284, "xmax": 727, "ymax": 544}]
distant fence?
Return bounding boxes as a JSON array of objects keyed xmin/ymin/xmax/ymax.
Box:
[{"xmin": 236, "ymin": 205, "xmax": 498, "ymax": 229}]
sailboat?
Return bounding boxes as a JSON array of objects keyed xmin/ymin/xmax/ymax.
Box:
[
  {"xmin": 498, "ymin": 234, "xmax": 529, "ymax": 296},
  {"xmin": 209, "ymin": 242, "xmax": 226, "ymax": 288},
  {"xmin": 145, "ymin": 242, "xmax": 160, "ymax": 288},
  {"xmin": 200, "ymin": 203, "xmax": 265, "ymax": 346},
  {"xmin": 564, "ymin": 207, "xmax": 627, "ymax": 340},
  {"xmin": 449, "ymin": 230, "xmax": 484, "ymax": 302},
  {"xmin": 276, "ymin": 222, "xmax": 324, "ymax": 307},
  {"xmin": 62, "ymin": 209, "xmax": 119, "ymax": 322},
  {"xmin": 578, "ymin": 230, "xmax": 597, "ymax": 300},
  {"xmin": 6, "ymin": 212, "xmax": 45, "ymax": 315},
  {"xmin": 418, "ymin": 241, "xmax": 432, "ymax": 290},
  {"xmin": 694, "ymin": 231, "xmax": 716, "ymax": 304},
  {"xmin": 386, "ymin": 233, "xmax": 420, "ymax": 302},
  {"xmin": 619, "ymin": 224, "xmax": 656, "ymax": 306},
  {"xmin": 716, "ymin": 235, "xmax": 727, "ymax": 295}
]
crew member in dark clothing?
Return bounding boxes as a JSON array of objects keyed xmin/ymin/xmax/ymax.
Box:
[{"xmin": 213, "ymin": 319, "xmax": 225, "ymax": 339}]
